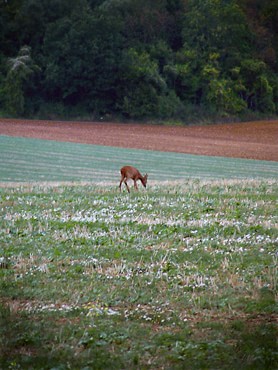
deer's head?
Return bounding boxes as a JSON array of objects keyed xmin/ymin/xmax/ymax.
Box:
[{"xmin": 142, "ymin": 174, "xmax": 148, "ymax": 188}]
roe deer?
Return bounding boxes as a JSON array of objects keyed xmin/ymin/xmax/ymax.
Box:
[{"xmin": 119, "ymin": 166, "xmax": 148, "ymax": 193}]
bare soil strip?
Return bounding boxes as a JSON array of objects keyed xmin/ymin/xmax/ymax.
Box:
[{"xmin": 0, "ymin": 118, "xmax": 277, "ymax": 161}]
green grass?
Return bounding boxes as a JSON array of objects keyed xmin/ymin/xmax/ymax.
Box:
[
  {"xmin": 1, "ymin": 180, "xmax": 277, "ymax": 369},
  {"xmin": 1, "ymin": 135, "xmax": 278, "ymax": 182},
  {"xmin": 0, "ymin": 135, "xmax": 277, "ymax": 368}
]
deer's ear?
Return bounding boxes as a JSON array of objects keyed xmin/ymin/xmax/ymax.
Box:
[{"xmin": 145, "ymin": 174, "xmax": 148, "ymax": 179}]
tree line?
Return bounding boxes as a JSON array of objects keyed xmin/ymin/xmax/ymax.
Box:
[{"xmin": 0, "ymin": 0, "xmax": 277, "ymax": 122}]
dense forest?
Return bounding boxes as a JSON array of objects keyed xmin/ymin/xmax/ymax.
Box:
[{"xmin": 0, "ymin": 0, "xmax": 277, "ymax": 122}]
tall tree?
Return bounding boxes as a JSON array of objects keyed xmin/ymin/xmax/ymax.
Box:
[
  {"xmin": 173, "ymin": 0, "xmax": 276, "ymax": 114},
  {"xmin": 42, "ymin": 6, "xmax": 124, "ymax": 112},
  {"xmin": 4, "ymin": 45, "xmax": 40, "ymax": 116}
]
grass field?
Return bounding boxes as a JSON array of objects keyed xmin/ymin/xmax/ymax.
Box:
[
  {"xmin": 0, "ymin": 135, "xmax": 277, "ymax": 369},
  {"xmin": 1, "ymin": 135, "xmax": 278, "ymax": 183}
]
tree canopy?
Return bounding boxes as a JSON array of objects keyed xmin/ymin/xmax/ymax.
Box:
[{"xmin": 0, "ymin": 0, "xmax": 277, "ymax": 121}]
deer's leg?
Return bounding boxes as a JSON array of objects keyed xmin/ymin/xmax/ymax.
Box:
[
  {"xmin": 119, "ymin": 176, "xmax": 124, "ymax": 191},
  {"xmin": 124, "ymin": 180, "xmax": 130, "ymax": 193},
  {"xmin": 134, "ymin": 180, "xmax": 138, "ymax": 191}
]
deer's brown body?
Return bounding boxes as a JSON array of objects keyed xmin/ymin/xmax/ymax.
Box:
[{"xmin": 119, "ymin": 166, "xmax": 148, "ymax": 193}]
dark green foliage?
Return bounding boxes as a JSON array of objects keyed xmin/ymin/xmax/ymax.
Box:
[
  {"xmin": 0, "ymin": 0, "xmax": 277, "ymax": 119},
  {"xmin": 43, "ymin": 5, "xmax": 124, "ymax": 111}
]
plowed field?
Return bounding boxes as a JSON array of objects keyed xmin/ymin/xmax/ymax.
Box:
[{"xmin": 0, "ymin": 118, "xmax": 277, "ymax": 161}]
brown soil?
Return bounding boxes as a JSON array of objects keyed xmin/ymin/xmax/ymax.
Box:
[{"xmin": 0, "ymin": 118, "xmax": 277, "ymax": 161}]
